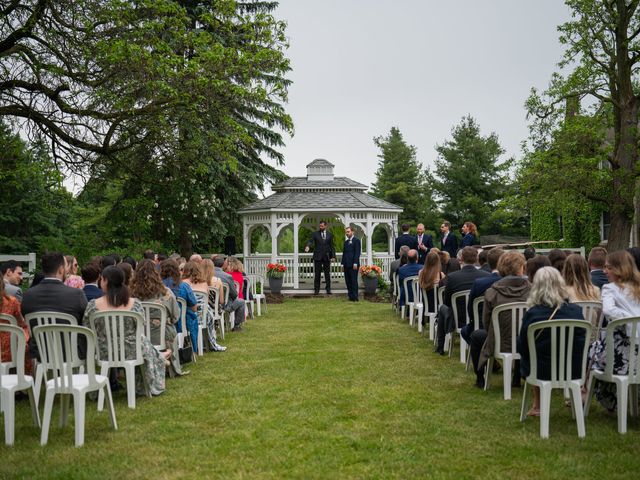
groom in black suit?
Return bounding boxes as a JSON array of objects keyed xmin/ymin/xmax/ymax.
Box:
[
  {"xmin": 342, "ymin": 226, "xmax": 361, "ymax": 301},
  {"xmin": 305, "ymin": 221, "xmax": 336, "ymax": 294}
]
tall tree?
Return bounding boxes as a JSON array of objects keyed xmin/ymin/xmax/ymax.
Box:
[
  {"xmin": 371, "ymin": 127, "xmax": 436, "ymax": 228},
  {"xmin": 527, "ymin": 0, "xmax": 640, "ymax": 251},
  {"xmin": 431, "ymin": 116, "xmax": 511, "ymax": 233}
]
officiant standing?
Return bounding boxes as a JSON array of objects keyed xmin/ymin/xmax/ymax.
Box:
[
  {"xmin": 305, "ymin": 221, "xmax": 336, "ymax": 294},
  {"xmin": 342, "ymin": 226, "xmax": 361, "ymax": 302}
]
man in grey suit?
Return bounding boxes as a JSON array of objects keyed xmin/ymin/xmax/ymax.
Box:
[
  {"xmin": 21, "ymin": 252, "xmax": 88, "ymax": 358},
  {"xmin": 1, "ymin": 260, "xmax": 24, "ymax": 301},
  {"xmin": 212, "ymin": 255, "xmax": 246, "ymax": 331}
]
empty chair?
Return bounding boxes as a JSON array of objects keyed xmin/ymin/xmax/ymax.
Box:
[
  {"xmin": 520, "ymin": 319, "xmax": 590, "ymax": 438},
  {"xmin": 88, "ymin": 310, "xmax": 150, "ymax": 409},
  {"xmin": 484, "ymin": 302, "xmax": 528, "ymax": 400},
  {"xmin": 449, "ymin": 290, "xmax": 470, "ymax": 363},
  {"xmin": 0, "ymin": 324, "xmax": 40, "ymax": 445},
  {"xmin": 247, "ymin": 274, "xmax": 267, "ymax": 316},
  {"xmin": 585, "ymin": 317, "xmax": 640, "ymax": 434},
  {"xmin": 34, "ymin": 324, "xmax": 116, "ymax": 447}
]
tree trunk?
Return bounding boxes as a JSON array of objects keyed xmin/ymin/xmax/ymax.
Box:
[{"xmin": 180, "ymin": 228, "xmax": 193, "ymax": 258}]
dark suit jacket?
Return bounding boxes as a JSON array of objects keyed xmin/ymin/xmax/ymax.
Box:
[
  {"xmin": 398, "ymin": 262, "xmax": 423, "ymax": 306},
  {"xmin": 441, "ymin": 232, "xmax": 458, "ymax": 258},
  {"xmin": 590, "ymin": 269, "xmax": 608, "ymax": 289},
  {"xmin": 416, "ymin": 234, "xmax": 434, "ymax": 264},
  {"xmin": 395, "ymin": 233, "xmax": 418, "ymax": 259},
  {"xmin": 461, "ymin": 233, "xmax": 477, "ymax": 248},
  {"xmin": 443, "ymin": 265, "xmax": 490, "ymax": 326},
  {"xmin": 83, "ymin": 284, "xmax": 103, "ymax": 302},
  {"xmin": 307, "ymin": 230, "xmax": 336, "ymax": 262},
  {"xmin": 467, "ymin": 272, "xmax": 501, "ymax": 322},
  {"xmin": 21, "ymin": 278, "xmax": 88, "ymax": 358},
  {"xmin": 341, "ymin": 236, "xmax": 361, "ymax": 268}
]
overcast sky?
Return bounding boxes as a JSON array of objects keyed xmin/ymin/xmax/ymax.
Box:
[{"xmin": 270, "ymin": 0, "xmax": 571, "ymax": 188}]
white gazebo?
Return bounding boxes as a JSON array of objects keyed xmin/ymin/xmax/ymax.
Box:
[{"xmin": 238, "ymin": 159, "xmax": 402, "ymax": 290}]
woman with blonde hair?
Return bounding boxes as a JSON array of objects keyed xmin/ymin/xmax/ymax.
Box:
[
  {"xmin": 563, "ymin": 254, "xmax": 600, "ymax": 301},
  {"xmin": 517, "ymin": 267, "xmax": 585, "ymax": 416},
  {"xmin": 64, "ymin": 255, "xmax": 84, "ymax": 289},
  {"xmin": 589, "ymin": 250, "xmax": 640, "ymax": 411}
]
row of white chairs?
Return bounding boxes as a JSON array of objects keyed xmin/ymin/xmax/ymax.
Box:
[{"xmin": 390, "ymin": 272, "xmax": 640, "ymax": 437}]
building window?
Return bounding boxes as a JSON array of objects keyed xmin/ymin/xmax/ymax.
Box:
[{"xmin": 601, "ymin": 211, "xmax": 611, "ymax": 242}]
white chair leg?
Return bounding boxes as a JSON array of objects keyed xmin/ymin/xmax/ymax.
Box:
[
  {"xmin": 459, "ymin": 339, "xmax": 466, "ymax": 364},
  {"xmin": 409, "ymin": 306, "xmax": 414, "ymax": 326},
  {"xmin": 520, "ymin": 382, "xmax": 530, "ymax": 422},
  {"xmin": 40, "ymin": 389, "xmax": 55, "ymax": 446},
  {"xmin": 59, "ymin": 394, "xmax": 71, "ymax": 428},
  {"xmin": 73, "ymin": 392, "xmax": 86, "ymax": 447},
  {"xmin": 124, "ymin": 364, "xmax": 137, "ymax": 409},
  {"xmin": 539, "ymin": 384, "xmax": 552, "ymax": 439},
  {"xmin": 28, "ymin": 388, "xmax": 41, "ymax": 427},
  {"xmin": 584, "ymin": 375, "xmax": 595, "ymax": 417},
  {"xmin": 104, "ymin": 384, "xmax": 118, "ymax": 430},
  {"xmin": 428, "ymin": 314, "xmax": 435, "ymax": 341},
  {"xmin": 465, "ymin": 347, "xmax": 472, "ymax": 372},
  {"xmin": 3, "ymin": 390, "xmax": 15, "ymax": 446},
  {"xmin": 484, "ymin": 358, "xmax": 493, "ymax": 391},
  {"xmin": 417, "ymin": 307, "xmax": 424, "ymax": 333},
  {"xmin": 197, "ymin": 327, "xmax": 204, "ymax": 356},
  {"xmin": 616, "ymin": 379, "xmax": 628, "ymax": 434},
  {"xmin": 570, "ymin": 384, "xmax": 586, "ymax": 438},
  {"xmin": 33, "ymin": 364, "xmax": 43, "ymax": 408},
  {"xmin": 502, "ymin": 358, "xmax": 513, "ymax": 400},
  {"xmin": 97, "ymin": 364, "xmax": 108, "ymax": 411}
]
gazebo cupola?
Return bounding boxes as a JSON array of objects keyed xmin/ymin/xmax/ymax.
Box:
[{"xmin": 306, "ymin": 159, "xmax": 335, "ymax": 181}]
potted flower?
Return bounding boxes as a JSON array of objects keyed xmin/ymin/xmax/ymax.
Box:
[
  {"xmin": 266, "ymin": 262, "xmax": 286, "ymax": 294},
  {"xmin": 359, "ymin": 264, "xmax": 382, "ymax": 295}
]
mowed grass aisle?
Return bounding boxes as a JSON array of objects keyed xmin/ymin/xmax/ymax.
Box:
[{"xmin": 2, "ymin": 297, "xmax": 640, "ymax": 479}]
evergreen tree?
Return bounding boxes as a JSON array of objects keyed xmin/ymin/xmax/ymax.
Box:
[
  {"xmin": 371, "ymin": 127, "xmax": 436, "ymax": 229},
  {"xmin": 432, "ymin": 116, "xmax": 511, "ymax": 234}
]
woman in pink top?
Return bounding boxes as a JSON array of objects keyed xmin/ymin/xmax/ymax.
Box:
[{"xmin": 227, "ymin": 257, "xmax": 245, "ymax": 300}]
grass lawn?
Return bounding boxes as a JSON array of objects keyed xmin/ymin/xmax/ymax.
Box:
[{"xmin": 2, "ymin": 297, "xmax": 640, "ymax": 479}]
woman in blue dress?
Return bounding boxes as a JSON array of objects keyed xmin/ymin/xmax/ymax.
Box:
[
  {"xmin": 461, "ymin": 221, "xmax": 478, "ymax": 248},
  {"xmin": 160, "ymin": 259, "xmax": 199, "ymax": 350}
]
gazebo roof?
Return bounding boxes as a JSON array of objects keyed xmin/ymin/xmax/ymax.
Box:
[{"xmin": 272, "ymin": 176, "xmax": 368, "ymax": 191}]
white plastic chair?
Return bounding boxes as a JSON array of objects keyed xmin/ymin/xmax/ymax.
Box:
[
  {"xmin": 247, "ymin": 274, "xmax": 267, "ymax": 316},
  {"xmin": 175, "ymin": 297, "xmax": 196, "ymax": 364},
  {"xmin": 0, "ymin": 324, "xmax": 40, "ymax": 445},
  {"xmin": 574, "ymin": 301, "xmax": 603, "ymax": 343},
  {"xmin": 409, "ymin": 278, "xmax": 424, "ymax": 330},
  {"xmin": 466, "ymin": 297, "xmax": 485, "ymax": 371},
  {"xmin": 421, "ymin": 287, "xmax": 438, "ymax": 340},
  {"xmin": 585, "ymin": 316, "xmax": 640, "ymax": 434},
  {"xmin": 88, "ymin": 310, "xmax": 149, "ymax": 410},
  {"xmin": 401, "ymin": 276, "xmax": 419, "ymax": 321},
  {"xmin": 520, "ymin": 319, "xmax": 591, "ymax": 438},
  {"xmin": 221, "ymin": 283, "xmax": 235, "ymax": 331},
  {"xmin": 0, "ymin": 314, "xmax": 18, "ymax": 376},
  {"xmin": 34, "ymin": 324, "xmax": 117, "ymax": 447},
  {"xmin": 449, "ymin": 290, "xmax": 470, "ymax": 363},
  {"xmin": 392, "ymin": 273, "xmax": 400, "ymax": 313},
  {"xmin": 193, "ymin": 291, "xmax": 210, "ymax": 356},
  {"xmin": 484, "ymin": 302, "xmax": 528, "ymax": 400},
  {"xmin": 433, "ymin": 287, "xmax": 445, "ymax": 346},
  {"xmin": 24, "ymin": 311, "xmax": 81, "ymax": 407},
  {"xmin": 140, "ymin": 302, "xmax": 167, "ymax": 352},
  {"xmin": 243, "ymin": 277, "xmax": 255, "ymax": 319},
  {"xmin": 209, "ymin": 287, "xmax": 225, "ymax": 340}
]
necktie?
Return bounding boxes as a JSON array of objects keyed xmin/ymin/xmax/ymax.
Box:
[{"xmin": 322, "ymin": 232, "xmax": 325, "ymax": 241}]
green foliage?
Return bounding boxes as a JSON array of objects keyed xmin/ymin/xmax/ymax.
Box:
[
  {"xmin": 371, "ymin": 127, "xmax": 437, "ymax": 228},
  {"xmin": 431, "ymin": 116, "xmax": 512, "ymax": 234}
]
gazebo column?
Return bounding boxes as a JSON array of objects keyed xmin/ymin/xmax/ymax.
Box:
[
  {"xmin": 270, "ymin": 213, "xmax": 278, "ymax": 263},
  {"xmin": 366, "ymin": 212, "xmax": 373, "ymax": 265},
  {"xmin": 242, "ymin": 220, "xmax": 249, "ymax": 258},
  {"xmin": 387, "ymin": 225, "xmax": 394, "ymax": 255},
  {"xmin": 293, "ymin": 213, "xmax": 300, "ymax": 289}
]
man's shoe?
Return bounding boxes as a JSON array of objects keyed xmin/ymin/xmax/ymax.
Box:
[
  {"xmin": 475, "ymin": 377, "xmax": 485, "ymax": 389},
  {"xmin": 314, "ymin": 291, "xmax": 319, "ymax": 295},
  {"xmin": 326, "ymin": 291, "xmax": 332, "ymax": 295},
  {"xmin": 231, "ymin": 325, "xmax": 243, "ymax": 332}
]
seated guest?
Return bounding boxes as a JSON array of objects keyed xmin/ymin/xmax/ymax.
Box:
[
  {"xmin": 523, "ymin": 246, "xmax": 536, "ymax": 260},
  {"xmin": 202, "ymin": 259, "xmax": 224, "ymax": 302},
  {"xmin": 418, "ymin": 250, "xmax": 445, "ymax": 313},
  {"xmin": 548, "ymin": 248, "xmax": 567, "ymax": 272},
  {"xmin": 227, "ymin": 257, "xmax": 245, "ymax": 300},
  {"xmin": 588, "ymin": 247, "xmax": 608, "ymax": 289},
  {"xmin": 64, "ymin": 255, "xmax": 84, "ymax": 289},
  {"xmin": 390, "ymin": 245, "xmax": 411, "ymax": 289},
  {"xmin": 81, "ymin": 262, "xmax": 103, "ymax": 301},
  {"xmin": 160, "ymin": 259, "xmax": 199, "ymax": 351},
  {"xmin": 461, "ymin": 249, "xmax": 504, "ymax": 345},
  {"xmin": 435, "ymin": 247, "xmax": 490, "ymax": 354},
  {"xmin": 22, "ymin": 252, "xmax": 88, "ymax": 359},
  {"xmin": 122, "ymin": 256, "xmax": 137, "ymax": 271},
  {"xmin": 100, "ymin": 254, "xmax": 118, "ymax": 271},
  {"xmin": 473, "ymin": 251, "xmax": 531, "ymax": 388},
  {"xmin": 526, "ymin": 255, "xmax": 551, "ymax": 282},
  {"xmin": 589, "ymin": 250, "xmax": 640, "ymax": 412},
  {"xmin": 131, "ymin": 259, "xmax": 183, "ymax": 376},
  {"xmin": 563, "ymin": 254, "xmax": 600, "ymax": 302},
  {"xmin": 143, "ymin": 249, "xmax": 157, "ymax": 263},
  {"xmin": 189, "ymin": 254, "xmax": 203, "ymax": 263},
  {"xmin": 212, "ymin": 256, "xmax": 245, "ymax": 331},
  {"xmin": 83, "ymin": 266, "xmax": 166, "ymax": 396},
  {"xmin": 398, "ymin": 249, "xmax": 423, "ymax": 308},
  {"xmin": 116, "ymin": 262, "xmax": 134, "ymax": 288},
  {"xmin": 0, "ymin": 274, "xmax": 31, "ymax": 374},
  {"xmin": 182, "ymin": 261, "xmax": 226, "ymax": 351},
  {"xmin": 157, "ymin": 253, "xmax": 168, "ymax": 263},
  {"xmin": 1, "ymin": 260, "xmax": 23, "ymax": 301},
  {"xmin": 518, "ymin": 267, "xmax": 584, "ymax": 417},
  {"xmin": 478, "ymin": 249, "xmax": 491, "ymax": 273}
]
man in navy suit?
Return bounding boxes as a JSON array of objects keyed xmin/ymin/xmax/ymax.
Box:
[
  {"xmin": 81, "ymin": 262, "xmax": 103, "ymax": 301},
  {"xmin": 305, "ymin": 221, "xmax": 336, "ymax": 294},
  {"xmin": 440, "ymin": 221, "xmax": 458, "ymax": 258},
  {"xmin": 395, "ymin": 223, "xmax": 418, "ymax": 259},
  {"xmin": 588, "ymin": 247, "xmax": 609, "ymax": 289},
  {"xmin": 416, "ymin": 223, "xmax": 434, "ymax": 265},
  {"xmin": 342, "ymin": 226, "xmax": 361, "ymax": 302},
  {"xmin": 398, "ymin": 249, "xmax": 423, "ymax": 307}
]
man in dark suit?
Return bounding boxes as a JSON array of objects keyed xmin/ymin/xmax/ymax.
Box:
[
  {"xmin": 588, "ymin": 247, "xmax": 609, "ymax": 289},
  {"xmin": 395, "ymin": 223, "xmax": 418, "ymax": 259},
  {"xmin": 398, "ymin": 249, "xmax": 423, "ymax": 307},
  {"xmin": 435, "ymin": 247, "xmax": 490, "ymax": 354},
  {"xmin": 342, "ymin": 226, "xmax": 361, "ymax": 302},
  {"xmin": 305, "ymin": 221, "xmax": 336, "ymax": 294},
  {"xmin": 22, "ymin": 252, "xmax": 88, "ymax": 359},
  {"xmin": 81, "ymin": 262, "xmax": 103, "ymax": 302},
  {"xmin": 416, "ymin": 223, "xmax": 434, "ymax": 265},
  {"xmin": 440, "ymin": 221, "xmax": 458, "ymax": 258}
]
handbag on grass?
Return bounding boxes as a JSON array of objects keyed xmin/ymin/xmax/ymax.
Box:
[{"xmin": 179, "ymin": 334, "xmax": 194, "ymax": 364}]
